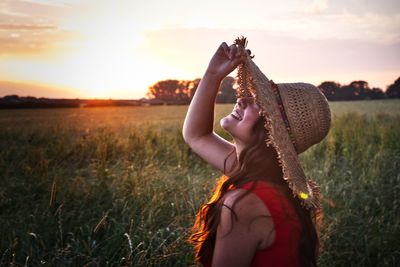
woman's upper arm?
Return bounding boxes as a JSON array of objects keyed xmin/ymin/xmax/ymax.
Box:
[
  {"xmin": 186, "ymin": 132, "xmax": 236, "ymax": 173},
  {"xmin": 211, "ymin": 189, "xmax": 274, "ymax": 267}
]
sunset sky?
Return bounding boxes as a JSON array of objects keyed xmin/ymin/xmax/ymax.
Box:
[{"xmin": 0, "ymin": 0, "xmax": 399, "ymax": 99}]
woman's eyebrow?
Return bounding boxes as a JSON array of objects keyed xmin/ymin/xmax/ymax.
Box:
[{"xmin": 244, "ymin": 97, "xmax": 255, "ymax": 103}]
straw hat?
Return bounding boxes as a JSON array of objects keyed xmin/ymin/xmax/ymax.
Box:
[{"xmin": 234, "ymin": 36, "xmax": 331, "ymax": 209}]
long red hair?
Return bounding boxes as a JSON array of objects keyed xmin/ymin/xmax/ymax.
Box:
[{"xmin": 189, "ymin": 117, "xmax": 320, "ymax": 267}]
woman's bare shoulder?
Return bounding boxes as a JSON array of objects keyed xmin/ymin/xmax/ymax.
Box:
[
  {"xmin": 220, "ymin": 188, "xmax": 276, "ymax": 249},
  {"xmin": 222, "ymin": 188, "xmax": 272, "ymax": 222}
]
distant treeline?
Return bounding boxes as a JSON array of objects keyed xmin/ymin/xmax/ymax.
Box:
[
  {"xmin": 1, "ymin": 77, "xmax": 399, "ymax": 108},
  {"xmin": 0, "ymin": 96, "xmax": 148, "ymax": 109},
  {"xmin": 147, "ymin": 76, "xmax": 400, "ymax": 104},
  {"xmin": 318, "ymin": 79, "xmax": 399, "ymax": 101}
]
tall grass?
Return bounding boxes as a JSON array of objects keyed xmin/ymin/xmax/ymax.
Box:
[
  {"xmin": 0, "ymin": 123, "xmax": 214, "ymax": 266},
  {"xmin": 0, "ymin": 100, "xmax": 399, "ymax": 266},
  {"xmin": 301, "ymin": 113, "xmax": 400, "ymax": 266}
]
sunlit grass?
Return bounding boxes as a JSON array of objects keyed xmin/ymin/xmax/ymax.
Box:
[
  {"xmin": 301, "ymin": 112, "xmax": 400, "ymax": 266},
  {"xmin": 0, "ymin": 100, "xmax": 399, "ymax": 266}
]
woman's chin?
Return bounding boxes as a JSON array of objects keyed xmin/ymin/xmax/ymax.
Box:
[
  {"xmin": 220, "ymin": 116, "xmax": 238, "ymax": 132},
  {"xmin": 220, "ymin": 116, "xmax": 231, "ymax": 130}
]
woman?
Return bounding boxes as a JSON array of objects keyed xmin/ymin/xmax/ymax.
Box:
[{"xmin": 182, "ymin": 37, "xmax": 331, "ymax": 267}]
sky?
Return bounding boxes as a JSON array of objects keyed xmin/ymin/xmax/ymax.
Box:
[{"xmin": 0, "ymin": 0, "xmax": 399, "ymax": 99}]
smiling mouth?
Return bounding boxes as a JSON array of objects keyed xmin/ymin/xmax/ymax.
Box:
[{"xmin": 230, "ymin": 110, "xmax": 242, "ymax": 121}]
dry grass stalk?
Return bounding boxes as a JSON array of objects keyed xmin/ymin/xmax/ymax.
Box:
[
  {"xmin": 49, "ymin": 179, "xmax": 57, "ymax": 207},
  {"xmin": 93, "ymin": 214, "xmax": 108, "ymax": 234}
]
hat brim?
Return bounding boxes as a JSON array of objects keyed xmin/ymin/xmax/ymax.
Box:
[{"xmin": 237, "ymin": 55, "xmax": 320, "ymax": 209}]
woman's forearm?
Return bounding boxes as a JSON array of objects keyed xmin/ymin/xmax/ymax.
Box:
[
  {"xmin": 182, "ymin": 71, "xmax": 223, "ymax": 143},
  {"xmin": 183, "ymin": 42, "xmax": 243, "ymax": 144}
]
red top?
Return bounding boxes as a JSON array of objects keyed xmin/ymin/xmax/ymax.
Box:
[{"xmin": 240, "ymin": 181, "xmax": 301, "ymax": 267}]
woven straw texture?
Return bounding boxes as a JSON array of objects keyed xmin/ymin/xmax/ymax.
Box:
[{"xmin": 234, "ymin": 37, "xmax": 331, "ymax": 209}]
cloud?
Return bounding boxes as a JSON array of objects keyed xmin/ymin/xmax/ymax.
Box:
[
  {"xmin": 0, "ymin": 23, "xmax": 56, "ymax": 30},
  {"xmin": 328, "ymin": 0, "xmax": 400, "ymax": 16},
  {"xmin": 291, "ymin": 0, "xmax": 400, "ymax": 44},
  {"xmin": 304, "ymin": 0, "xmax": 329, "ymax": 14},
  {"xmin": 0, "ymin": 0, "xmax": 71, "ymax": 21},
  {"xmin": 142, "ymin": 27, "xmax": 400, "ymax": 88},
  {"xmin": 0, "ymin": 0, "xmax": 75, "ymax": 56},
  {"xmin": 0, "ymin": 23, "xmax": 74, "ymax": 56},
  {"xmin": 271, "ymin": 9, "xmax": 400, "ymax": 45}
]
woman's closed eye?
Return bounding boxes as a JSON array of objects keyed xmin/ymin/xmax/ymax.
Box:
[{"xmin": 237, "ymin": 97, "xmax": 255, "ymax": 108}]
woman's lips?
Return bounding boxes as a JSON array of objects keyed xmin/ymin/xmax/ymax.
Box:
[{"xmin": 230, "ymin": 110, "xmax": 242, "ymax": 121}]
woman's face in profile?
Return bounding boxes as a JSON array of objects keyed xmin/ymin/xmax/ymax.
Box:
[{"xmin": 220, "ymin": 97, "xmax": 261, "ymax": 144}]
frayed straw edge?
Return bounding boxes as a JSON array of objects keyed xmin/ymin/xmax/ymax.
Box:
[
  {"xmin": 235, "ymin": 37, "xmax": 320, "ymax": 210},
  {"xmin": 263, "ymin": 100, "xmax": 320, "ymax": 210}
]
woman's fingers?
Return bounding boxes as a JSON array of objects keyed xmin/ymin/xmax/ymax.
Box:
[
  {"xmin": 220, "ymin": 42, "xmax": 230, "ymax": 58},
  {"xmin": 229, "ymin": 44, "xmax": 237, "ymax": 60},
  {"xmin": 214, "ymin": 41, "xmax": 246, "ymax": 71},
  {"xmin": 219, "ymin": 42, "xmax": 244, "ymax": 61}
]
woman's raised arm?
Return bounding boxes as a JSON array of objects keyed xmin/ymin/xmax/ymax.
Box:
[{"xmin": 182, "ymin": 42, "xmax": 244, "ymax": 172}]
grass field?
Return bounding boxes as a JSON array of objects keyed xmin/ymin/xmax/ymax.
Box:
[{"xmin": 0, "ymin": 99, "xmax": 399, "ymax": 266}]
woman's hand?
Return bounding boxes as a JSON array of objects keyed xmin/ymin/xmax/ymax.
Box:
[
  {"xmin": 183, "ymin": 41, "xmax": 247, "ymax": 173},
  {"xmin": 206, "ymin": 42, "xmax": 246, "ymax": 80}
]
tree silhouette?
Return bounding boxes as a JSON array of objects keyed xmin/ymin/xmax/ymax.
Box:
[
  {"xmin": 386, "ymin": 77, "xmax": 400, "ymax": 98},
  {"xmin": 147, "ymin": 76, "xmax": 399, "ymax": 104},
  {"xmin": 348, "ymin": 81, "xmax": 369, "ymax": 100},
  {"xmin": 318, "ymin": 80, "xmax": 386, "ymax": 101},
  {"xmin": 188, "ymin": 78, "xmax": 201, "ymax": 99},
  {"xmin": 147, "ymin": 77, "xmax": 237, "ymax": 104},
  {"xmin": 318, "ymin": 81, "xmax": 341, "ymax": 101},
  {"xmin": 366, "ymin": 88, "xmax": 385, "ymax": 99},
  {"xmin": 216, "ymin": 76, "xmax": 236, "ymax": 103},
  {"xmin": 147, "ymin": 79, "xmax": 190, "ymax": 104}
]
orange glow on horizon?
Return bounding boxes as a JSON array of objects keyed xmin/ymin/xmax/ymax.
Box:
[{"xmin": 0, "ymin": 0, "xmax": 398, "ymax": 99}]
